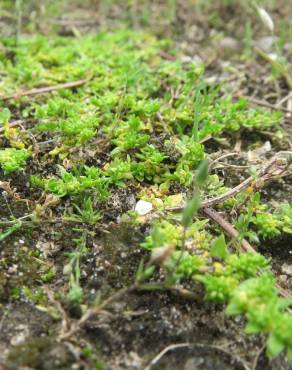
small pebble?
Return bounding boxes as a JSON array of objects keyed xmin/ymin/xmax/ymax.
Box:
[
  {"xmin": 219, "ymin": 37, "xmax": 239, "ymax": 50},
  {"xmin": 278, "ymin": 274, "xmax": 288, "ymax": 283},
  {"xmin": 281, "ymin": 264, "xmax": 292, "ymax": 276},
  {"xmin": 135, "ymin": 200, "xmax": 153, "ymax": 215}
]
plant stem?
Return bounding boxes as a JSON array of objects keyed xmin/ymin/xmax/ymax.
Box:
[
  {"xmin": 15, "ymin": 0, "xmax": 22, "ymax": 46},
  {"xmin": 192, "ymin": 88, "xmax": 201, "ymax": 142}
]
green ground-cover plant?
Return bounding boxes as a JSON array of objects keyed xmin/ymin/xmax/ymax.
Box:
[
  {"xmin": 31, "ymin": 165, "xmax": 110, "ymax": 199},
  {"xmin": 0, "ymin": 108, "xmax": 30, "ymax": 173},
  {"xmin": 64, "ymin": 197, "xmax": 102, "ymax": 225},
  {"xmin": 63, "ymin": 230, "xmax": 90, "ymax": 304},
  {"xmin": 1, "ymin": 28, "xmax": 291, "ymax": 364},
  {"xmin": 141, "ymin": 208, "xmax": 292, "ymax": 360},
  {"xmin": 231, "ymin": 192, "xmax": 292, "ymax": 240},
  {"xmin": 1, "ymin": 31, "xmax": 282, "ymax": 187},
  {"xmin": 251, "ymin": 203, "xmax": 292, "ymax": 238},
  {"xmin": 138, "ymin": 162, "xmax": 292, "ymax": 361},
  {"xmin": 0, "ymin": 147, "xmax": 30, "ymax": 173}
]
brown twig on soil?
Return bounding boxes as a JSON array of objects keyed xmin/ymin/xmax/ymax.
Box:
[
  {"xmin": 49, "ymin": 17, "xmax": 99, "ymax": 26},
  {"xmin": 0, "ymin": 118, "xmax": 40, "ymax": 134},
  {"xmin": 159, "ymin": 50, "xmax": 177, "ymax": 61},
  {"xmin": 0, "ymin": 306, "xmax": 9, "ymax": 332},
  {"xmin": 0, "ymin": 78, "xmax": 89, "ymax": 101},
  {"xmin": 237, "ymin": 95, "xmax": 292, "ymax": 114},
  {"xmin": 144, "ymin": 343, "xmax": 191, "ymax": 370},
  {"xmin": 45, "ymin": 286, "xmax": 70, "ymax": 336},
  {"xmin": 251, "ymin": 343, "xmax": 266, "ymax": 370},
  {"xmin": 60, "ymin": 285, "xmax": 137, "ymax": 340},
  {"xmin": 167, "ymin": 151, "xmax": 291, "ymax": 212},
  {"xmin": 60, "ymin": 282, "xmax": 200, "ymax": 341},
  {"xmin": 214, "ymin": 162, "xmax": 250, "ymax": 170},
  {"xmin": 209, "ymin": 152, "xmax": 239, "ymax": 169},
  {"xmin": 202, "ymin": 207, "xmax": 254, "ymax": 253},
  {"xmin": 144, "ymin": 342, "xmax": 252, "ymax": 370},
  {"xmin": 276, "ymin": 92, "xmax": 292, "ymax": 108}
]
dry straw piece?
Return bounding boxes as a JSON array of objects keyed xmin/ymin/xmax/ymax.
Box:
[{"xmin": 257, "ymin": 7, "xmax": 274, "ymax": 32}]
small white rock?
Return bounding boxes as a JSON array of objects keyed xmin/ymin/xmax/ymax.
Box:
[
  {"xmin": 257, "ymin": 7, "xmax": 274, "ymax": 33},
  {"xmin": 10, "ymin": 325, "xmax": 29, "ymax": 346},
  {"xmin": 135, "ymin": 200, "xmax": 153, "ymax": 216},
  {"xmin": 268, "ymin": 53, "xmax": 278, "ymax": 61},
  {"xmin": 282, "ymin": 264, "xmax": 292, "ymax": 276}
]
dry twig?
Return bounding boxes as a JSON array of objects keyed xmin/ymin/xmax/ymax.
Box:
[
  {"xmin": 251, "ymin": 343, "xmax": 266, "ymax": 370},
  {"xmin": 45, "ymin": 286, "xmax": 70, "ymax": 336},
  {"xmin": 0, "ymin": 78, "xmax": 89, "ymax": 101},
  {"xmin": 145, "ymin": 342, "xmax": 251, "ymax": 370},
  {"xmin": 167, "ymin": 151, "xmax": 291, "ymax": 212},
  {"xmin": 202, "ymin": 207, "xmax": 254, "ymax": 253},
  {"xmin": 60, "ymin": 285, "xmax": 136, "ymax": 340},
  {"xmin": 60, "ymin": 282, "xmax": 201, "ymax": 340},
  {"xmin": 238, "ymin": 95, "xmax": 292, "ymax": 114}
]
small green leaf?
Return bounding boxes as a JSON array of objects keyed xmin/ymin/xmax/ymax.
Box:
[
  {"xmin": 143, "ymin": 265, "xmax": 155, "ymax": 280},
  {"xmin": 151, "ymin": 225, "xmax": 164, "ymax": 248},
  {"xmin": 136, "ymin": 260, "xmax": 144, "ymax": 281},
  {"xmin": 276, "ymin": 298, "xmax": 292, "ymax": 310},
  {"xmin": 181, "ymin": 195, "xmax": 201, "ymax": 227},
  {"xmin": 0, "ymin": 108, "xmax": 11, "ymax": 124},
  {"xmin": 246, "ymin": 231, "xmax": 260, "ymax": 244},
  {"xmin": 0, "ymin": 222, "xmax": 22, "ymax": 242},
  {"xmin": 67, "ymin": 284, "xmax": 83, "ymax": 304},
  {"xmin": 195, "ymin": 159, "xmax": 208, "ymax": 186},
  {"xmin": 283, "ymin": 226, "xmax": 292, "ymax": 234},
  {"xmin": 248, "ymin": 166, "xmax": 257, "ymax": 180},
  {"xmin": 245, "ymin": 321, "xmax": 261, "ymax": 334},
  {"xmin": 226, "ymin": 302, "xmax": 241, "ymax": 316},
  {"xmin": 267, "ymin": 333, "xmax": 285, "ymax": 358},
  {"xmin": 211, "ymin": 234, "xmax": 228, "ymax": 260},
  {"xmin": 135, "ymin": 260, "xmax": 155, "ymax": 283},
  {"xmin": 288, "ymin": 347, "xmax": 292, "ymax": 364}
]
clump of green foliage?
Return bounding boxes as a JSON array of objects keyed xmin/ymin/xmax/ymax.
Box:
[
  {"xmin": 63, "ymin": 231, "xmax": 89, "ymax": 304},
  {"xmin": 1, "ymin": 31, "xmax": 282, "ymax": 191},
  {"xmin": 227, "ymin": 273, "xmax": 292, "ymax": 360},
  {"xmin": 139, "ymin": 162, "xmax": 292, "ymax": 361},
  {"xmin": 1, "ymin": 28, "xmax": 291, "ymax": 364},
  {"xmin": 0, "ymin": 108, "xmax": 30, "ymax": 173},
  {"xmin": 142, "ymin": 219, "xmax": 211, "ymax": 251},
  {"xmin": 31, "ymin": 166, "xmax": 110, "ymax": 199},
  {"xmin": 64, "ymin": 197, "xmax": 102, "ymax": 225},
  {"xmin": 142, "ymin": 216, "xmax": 292, "ymax": 360},
  {"xmin": 252, "ymin": 203, "xmax": 292, "ymax": 238},
  {"xmin": 231, "ymin": 192, "xmax": 292, "ymax": 240},
  {"xmin": 0, "ymin": 148, "xmax": 30, "ymax": 173}
]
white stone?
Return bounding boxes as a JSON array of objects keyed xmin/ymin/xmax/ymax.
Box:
[
  {"xmin": 257, "ymin": 7, "xmax": 274, "ymax": 32},
  {"xmin": 135, "ymin": 200, "xmax": 153, "ymax": 216},
  {"xmin": 282, "ymin": 264, "xmax": 292, "ymax": 276}
]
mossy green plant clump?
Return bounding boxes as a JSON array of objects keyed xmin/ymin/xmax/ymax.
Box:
[
  {"xmin": 142, "ymin": 217, "xmax": 292, "ymax": 361},
  {"xmin": 1, "ymin": 32, "xmax": 282, "ymax": 185},
  {"xmin": 0, "ymin": 148, "xmax": 30, "ymax": 174},
  {"xmin": 1, "ymin": 28, "xmax": 291, "ymax": 365}
]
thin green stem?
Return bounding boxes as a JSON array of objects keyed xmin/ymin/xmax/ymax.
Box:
[
  {"xmin": 192, "ymin": 88, "xmax": 201, "ymax": 142},
  {"xmin": 15, "ymin": 0, "xmax": 22, "ymax": 46}
]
